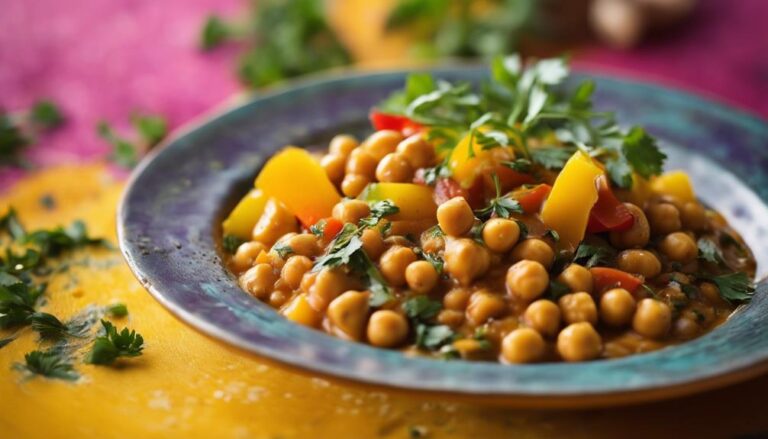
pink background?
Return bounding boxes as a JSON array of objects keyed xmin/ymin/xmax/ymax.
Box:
[{"xmin": 0, "ymin": 0, "xmax": 766, "ymax": 187}]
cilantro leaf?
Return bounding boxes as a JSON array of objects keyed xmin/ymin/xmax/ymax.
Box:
[
  {"xmin": 403, "ymin": 296, "xmax": 442, "ymax": 321},
  {"xmin": 85, "ymin": 320, "xmax": 145, "ymax": 365},
  {"xmin": 622, "ymin": 127, "xmax": 666, "ymax": 180},
  {"xmin": 573, "ymin": 243, "xmax": 616, "ymax": 268},
  {"xmin": 530, "ymin": 146, "xmax": 575, "ymax": 170},
  {"xmin": 272, "ymin": 243, "xmax": 294, "ymax": 259},
  {"xmin": 359, "ymin": 200, "xmax": 400, "ymax": 229},
  {"xmin": 15, "ymin": 349, "xmax": 78, "ymax": 381},
  {"xmin": 697, "ymin": 238, "xmax": 724, "ymax": 264},
  {"xmin": 475, "ymin": 174, "xmax": 523, "ymax": 220},
  {"xmin": 709, "ymin": 272, "xmax": 755, "ymax": 304},
  {"xmin": 107, "ymin": 303, "xmax": 129, "ymax": 318},
  {"xmin": 415, "ymin": 324, "xmax": 455, "ymax": 350},
  {"xmin": 309, "ymin": 219, "xmax": 327, "ymax": 238}
]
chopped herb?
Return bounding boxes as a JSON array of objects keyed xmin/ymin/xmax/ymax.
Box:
[
  {"xmin": 23, "ymin": 220, "xmax": 109, "ymax": 257},
  {"xmin": 85, "ymin": 320, "xmax": 145, "ymax": 365},
  {"xmin": 502, "ymin": 157, "xmax": 532, "ymax": 173},
  {"xmin": 514, "ymin": 220, "xmax": 529, "ymax": 240},
  {"xmin": 530, "ymin": 146, "xmax": 574, "ymax": 170},
  {"xmin": 679, "ymin": 283, "xmax": 700, "ymax": 299},
  {"xmin": 475, "ymin": 174, "xmax": 523, "ymax": 220},
  {"xmin": 403, "ymin": 296, "xmax": 442, "ymax": 321},
  {"xmin": 545, "ymin": 280, "xmax": 570, "ymax": 300},
  {"xmin": 39, "ymin": 194, "xmax": 56, "ymax": 210},
  {"xmin": 30, "ymin": 100, "xmax": 64, "ymax": 130},
  {"xmin": 573, "ymin": 243, "xmax": 616, "ymax": 268},
  {"xmin": 15, "ymin": 349, "xmax": 78, "ymax": 381},
  {"xmin": 719, "ymin": 233, "xmax": 747, "ymax": 257},
  {"xmin": 222, "ymin": 234, "xmax": 245, "ymax": 254},
  {"xmin": 132, "ymin": 114, "xmax": 168, "ymax": 146},
  {"xmin": 98, "ymin": 121, "xmax": 139, "ymax": 168},
  {"xmin": 98, "ymin": 113, "xmax": 168, "ymax": 168},
  {"xmin": 200, "ymin": 15, "xmax": 231, "ymax": 50},
  {"xmin": 414, "ymin": 247, "xmax": 444, "ymax": 274},
  {"xmin": 543, "ymin": 229, "xmax": 560, "ymax": 242},
  {"xmin": 425, "ymin": 224, "xmax": 444, "ymax": 238},
  {"xmin": 27, "ymin": 312, "xmax": 69, "ymax": 339},
  {"xmin": 697, "ymin": 237, "xmax": 724, "ymax": 264},
  {"xmin": 0, "ymin": 277, "xmax": 45, "ymax": 328},
  {"xmin": 409, "ymin": 425, "xmax": 429, "ymax": 439},
  {"xmin": 273, "ymin": 243, "xmax": 294, "ymax": 259},
  {"xmin": 107, "ymin": 303, "xmax": 128, "ymax": 318},
  {"xmin": 640, "ymin": 283, "xmax": 658, "ymax": 298},
  {"xmin": 1, "ymin": 99, "xmax": 65, "ymax": 167},
  {"xmin": 0, "ymin": 336, "xmax": 14, "ymax": 349},
  {"xmin": 0, "ymin": 208, "xmax": 27, "ymax": 241},
  {"xmin": 709, "ymin": 272, "xmax": 754, "ymax": 304},
  {"xmin": 309, "ymin": 219, "xmax": 327, "ymax": 237},
  {"xmin": 422, "ymin": 161, "xmax": 452, "ymax": 185},
  {"xmin": 692, "ymin": 308, "xmax": 706, "ymax": 323},
  {"xmin": 359, "ymin": 200, "xmax": 400, "ymax": 229},
  {"xmin": 415, "ymin": 323, "xmax": 455, "ymax": 350}
]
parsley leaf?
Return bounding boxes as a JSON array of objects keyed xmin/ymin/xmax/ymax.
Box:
[
  {"xmin": 85, "ymin": 320, "xmax": 145, "ymax": 365},
  {"xmin": 414, "ymin": 247, "xmax": 444, "ymax": 274},
  {"xmin": 27, "ymin": 312, "xmax": 70, "ymax": 339},
  {"xmin": 403, "ymin": 296, "xmax": 442, "ymax": 321},
  {"xmin": 30, "ymin": 100, "xmax": 65, "ymax": 130},
  {"xmin": 200, "ymin": 15, "xmax": 231, "ymax": 50},
  {"xmin": 272, "ymin": 243, "xmax": 294, "ymax": 259},
  {"xmin": 107, "ymin": 303, "xmax": 129, "ymax": 318},
  {"xmin": 475, "ymin": 174, "xmax": 523, "ymax": 220},
  {"xmin": 15, "ymin": 349, "xmax": 78, "ymax": 381},
  {"xmin": 23, "ymin": 220, "xmax": 108, "ymax": 257},
  {"xmin": 530, "ymin": 146, "xmax": 575, "ymax": 170},
  {"xmin": 358, "ymin": 200, "xmax": 400, "ymax": 229},
  {"xmin": 573, "ymin": 242, "xmax": 616, "ymax": 268},
  {"xmin": 309, "ymin": 219, "xmax": 327, "ymax": 238},
  {"xmin": 621, "ymin": 127, "xmax": 666, "ymax": 179},
  {"xmin": 415, "ymin": 324, "xmax": 455, "ymax": 350},
  {"xmin": 709, "ymin": 272, "xmax": 755, "ymax": 304}
]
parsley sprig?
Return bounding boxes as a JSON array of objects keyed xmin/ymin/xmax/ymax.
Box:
[
  {"xmin": 14, "ymin": 349, "xmax": 79, "ymax": 381},
  {"xmin": 474, "ymin": 174, "xmax": 522, "ymax": 220},
  {"xmin": 85, "ymin": 320, "xmax": 145, "ymax": 365},
  {"xmin": 708, "ymin": 272, "xmax": 755, "ymax": 304}
]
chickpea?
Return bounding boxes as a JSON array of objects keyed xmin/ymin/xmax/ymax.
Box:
[
  {"xmin": 367, "ymin": 310, "xmax": 409, "ymax": 347},
  {"xmin": 396, "ymin": 135, "xmax": 435, "ymax": 169},
  {"xmin": 376, "ymin": 152, "xmax": 414, "ymax": 183},
  {"xmin": 506, "ymin": 260, "xmax": 549, "ymax": 302},
  {"xmin": 436, "ymin": 197, "xmax": 475, "ymax": 237},
  {"xmin": 501, "ymin": 328, "xmax": 546, "ymax": 364},
  {"xmin": 610, "ymin": 203, "xmax": 650, "ymax": 249},
  {"xmin": 299, "ymin": 271, "xmax": 317, "ymax": 294},
  {"xmin": 380, "ymin": 246, "xmax": 417, "ymax": 287},
  {"xmin": 252, "ymin": 199, "xmax": 299, "ymax": 246},
  {"xmin": 557, "ymin": 322, "xmax": 603, "ymax": 362},
  {"xmin": 286, "ymin": 233, "xmax": 321, "ymax": 257},
  {"xmin": 444, "ymin": 238, "xmax": 490, "ymax": 286},
  {"xmin": 559, "ymin": 292, "xmax": 598, "ymax": 325},
  {"xmin": 345, "ymin": 148, "xmax": 378, "ymax": 179},
  {"xmin": 405, "ymin": 260, "xmax": 439, "ymax": 293},
  {"xmin": 699, "ymin": 282, "xmax": 724, "ymax": 305},
  {"xmin": 466, "ymin": 291, "xmax": 507, "ymax": 325},
  {"xmin": 680, "ymin": 201, "xmax": 708, "ymax": 231},
  {"xmin": 510, "ymin": 239, "xmax": 554, "ymax": 269},
  {"xmin": 362, "ymin": 130, "xmax": 403, "ymax": 161},
  {"xmin": 557, "ymin": 264, "xmax": 593, "ymax": 294},
  {"xmin": 231, "ymin": 241, "xmax": 266, "ymax": 273},
  {"xmin": 332, "ymin": 199, "xmax": 371, "ymax": 225},
  {"xmin": 327, "ymin": 290, "xmax": 370, "ymax": 341},
  {"xmin": 308, "ymin": 268, "xmax": 352, "ymax": 311},
  {"xmin": 444, "ymin": 288, "xmax": 472, "ymax": 311},
  {"xmin": 646, "ymin": 202, "xmax": 682, "ymax": 235},
  {"xmin": 421, "ymin": 234, "xmax": 445, "ymax": 254},
  {"xmin": 360, "ymin": 228, "xmax": 385, "ymax": 259},
  {"xmin": 632, "ymin": 299, "xmax": 672, "ymax": 339},
  {"xmin": 673, "ymin": 316, "xmax": 699, "ymax": 339},
  {"xmin": 281, "ymin": 255, "xmax": 313, "ymax": 290},
  {"xmin": 437, "ymin": 309, "xmax": 464, "ymax": 328},
  {"xmin": 659, "ymin": 232, "xmax": 698, "ymax": 263},
  {"xmin": 269, "ymin": 289, "xmax": 291, "ymax": 308},
  {"xmin": 240, "ymin": 263, "xmax": 276, "ymax": 299},
  {"xmin": 341, "ymin": 173, "xmax": 370, "ymax": 198},
  {"xmin": 524, "ymin": 300, "xmax": 561, "ymax": 338},
  {"xmin": 329, "ymin": 134, "xmax": 358, "ymax": 158},
  {"xmin": 320, "ymin": 154, "xmax": 346, "ymax": 185},
  {"xmin": 616, "ymin": 249, "xmax": 662, "ymax": 278},
  {"xmin": 599, "ymin": 288, "xmax": 636, "ymax": 327},
  {"xmin": 482, "ymin": 218, "xmax": 520, "ymax": 253}
]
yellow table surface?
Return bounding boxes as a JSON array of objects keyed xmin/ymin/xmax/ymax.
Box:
[{"xmin": 1, "ymin": 164, "xmax": 768, "ymax": 439}]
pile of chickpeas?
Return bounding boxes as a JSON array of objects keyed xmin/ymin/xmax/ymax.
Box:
[{"xmin": 229, "ymin": 130, "xmax": 754, "ymax": 364}]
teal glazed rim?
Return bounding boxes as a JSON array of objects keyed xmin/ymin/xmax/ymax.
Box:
[{"xmin": 118, "ymin": 66, "xmax": 768, "ymax": 407}]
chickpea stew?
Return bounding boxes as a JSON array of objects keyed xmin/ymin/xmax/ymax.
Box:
[{"xmin": 222, "ymin": 55, "xmax": 756, "ymax": 364}]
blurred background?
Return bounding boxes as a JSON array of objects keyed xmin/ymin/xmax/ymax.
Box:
[{"xmin": 0, "ymin": 0, "xmax": 766, "ymax": 180}]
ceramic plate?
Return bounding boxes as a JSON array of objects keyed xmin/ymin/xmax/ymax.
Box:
[{"xmin": 118, "ymin": 66, "xmax": 768, "ymax": 408}]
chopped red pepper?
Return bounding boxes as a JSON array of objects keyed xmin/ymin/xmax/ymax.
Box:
[
  {"xmin": 586, "ymin": 176, "xmax": 634, "ymax": 233},
  {"xmin": 514, "ymin": 184, "xmax": 552, "ymax": 214},
  {"xmin": 433, "ymin": 177, "xmax": 484, "ymax": 209},
  {"xmin": 369, "ymin": 110, "xmax": 423, "ymax": 136},
  {"xmin": 590, "ymin": 267, "xmax": 643, "ymax": 293},
  {"xmin": 492, "ymin": 165, "xmax": 535, "ymax": 193},
  {"xmin": 314, "ymin": 217, "xmax": 343, "ymax": 244}
]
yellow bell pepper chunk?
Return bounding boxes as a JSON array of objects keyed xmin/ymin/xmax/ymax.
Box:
[
  {"xmin": 541, "ymin": 151, "xmax": 604, "ymax": 251},
  {"xmin": 650, "ymin": 170, "xmax": 696, "ymax": 203},
  {"xmin": 448, "ymin": 131, "xmax": 515, "ymax": 188},
  {"xmin": 255, "ymin": 147, "xmax": 341, "ymax": 226},
  {"xmin": 282, "ymin": 293, "xmax": 322, "ymax": 327},
  {"xmin": 221, "ymin": 189, "xmax": 268, "ymax": 239},
  {"xmin": 359, "ymin": 182, "xmax": 437, "ymax": 221},
  {"xmin": 624, "ymin": 174, "xmax": 653, "ymax": 207}
]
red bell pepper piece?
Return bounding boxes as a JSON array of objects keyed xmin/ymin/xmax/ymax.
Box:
[
  {"xmin": 586, "ymin": 176, "xmax": 634, "ymax": 233},
  {"xmin": 313, "ymin": 217, "xmax": 343, "ymax": 244},
  {"xmin": 433, "ymin": 177, "xmax": 484, "ymax": 209},
  {"xmin": 514, "ymin": 184, "xmax": 552, "ymax": 214},
  {"xmin": 590, "ymin": 267, "xmax": 643, "ymax": 293},
  {"xmin": 369, "ymin": 110, "xmax": 423, "ymax": 136}
]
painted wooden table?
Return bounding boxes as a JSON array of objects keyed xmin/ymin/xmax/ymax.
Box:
[{"xmin": 1, "ymin": 0, "xmax": 767, "ymax": 437}]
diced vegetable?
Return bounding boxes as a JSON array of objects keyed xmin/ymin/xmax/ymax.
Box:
[
  {"xmin": 255, "ymin": 147, "xmax": 342, "ymax": 226},
  {"xmin": 369, "ymin": 110, "xmax": 423, "ymax": 136},
  {"xmin": 590, "ymin": 267, "xmax": 643, "ymax": 293},
  {"xmin": 448, "ymin": 132, "xmax": 516, "ymax": 188},
  {"xmin": 513, "ymin": 184, "xmax": 552, "ymax": 214},
  {"xmin": 433, "ymin": 177, "xmax": 484, "ymax": 208},
  {"xmin": 282, "ymin": 293, "xmax": 322, "ymax": 327},
  {"xmin": 360, "ymin": 182, "xmax": 437, "ymax": 221},
  {"xmin": 650, "ymin": 170, "xmax": 695, "ymax": 203},
  {"xmin": 587, "ymin": 176, "xmax": 634, "ymax": 233},
  {"xmin": 222, "ymin": 189, "xmax": 268, "ymax": 239},
  {"xmin": 541, "ymin": 152, "xmax": 604, "ymax": 251}
]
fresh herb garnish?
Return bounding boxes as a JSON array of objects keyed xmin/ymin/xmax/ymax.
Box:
[
  {"xmin": 15, "ymin": 349, "xmax": 78, "ymax": 381},
  {"xmin": 1, "ymin": 100, "xmax": 64, "ymax": 167},
  {"xmin": 98, "ymin": 113, "xmax": 168, "ymax": 168},
  {"xmin": 529, "ymin": 146, "xmax": 574, "ymax": 170},
  {"xmin": 414, "ymin": 248, "xmax": 444, "ymax": 274},
  {"xmin": 697, "ymin": 237, "xmax": 724, "ymax": 265},
  {"xmin": 222, "ymin": 234, "xmax": 245, "ymax": 254},
  {"xmin": 0, "ymin": 276, "xmax": 45, "ymax": 328},
  {"xmin": 85, "ymin": 320, "xmax": 145, "ymax": 365},
  {"xmin": 708, "ymin": 272, "xmax": 755, "ymax": 304},
  {"xmin": 573, "ymin": 242, "xmax": 616, "ymax": 268},
  {"xmin": 359, "ymin": 200, "xmax": 400, "ymax": 229},
  {"xmin": 474, "ymin": 174, "xmax": 523, "ymax": 220},
  {"xmin": 106, "ymin": 303, "xmax": 128, "ymax": 318},
  {"xmin": 27, "ymin": 312, "xmax": 70, "ymax": 339},
  {"xmin": 502, "ymin": 157, "xmax": 532, "ymax": 173},
  {"xmin": 309, "ymin": 219, "xmax": 327, "ymax": 238},
  {"xmin": 545, "ymin": 280, "xmax": 570, "ymax": 300},
  {"xmin": 543, "ymin": 229, "xmax": 560, "ymax": 242},
  {"xmin": 415, "ymin": 324, "xmax": 455, "ymax": 350},
  {"xmin": 403, "ymin": 296, "xmax": 442, "ymax": 321},
  {"xmin": 273, "ymin": 243, "xmax": 294, "ymax": 259},
  {"xmin": 200, "ymin": 15, "xmax": 231, "ymax": 50}
]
